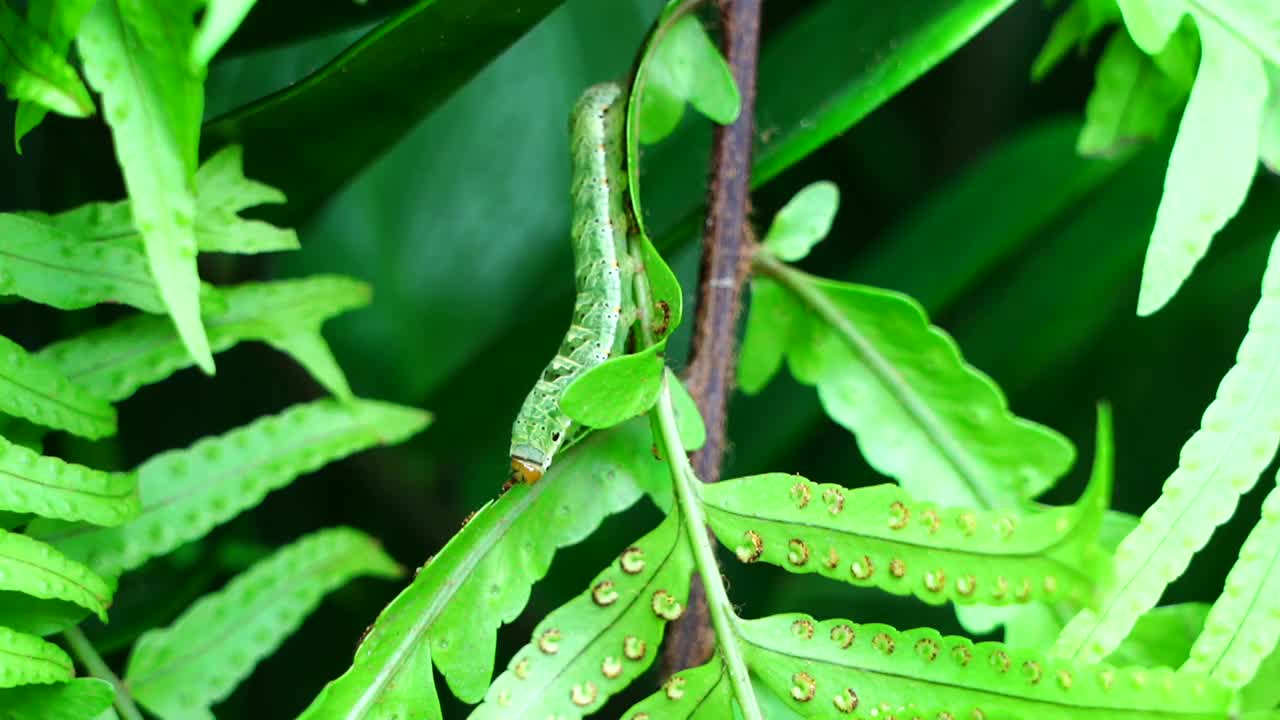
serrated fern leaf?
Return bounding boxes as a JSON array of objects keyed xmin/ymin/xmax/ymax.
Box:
[
  {"xmin": 702, "ymin": 467, "xmax": 1109, "ymax": 608},
  {"xmin": 0, "ymin": 438, "xmax": 137, "ymax": 526},
  {"xmin": 1055, "ymin": 234, "xmax": 1280, "ymax": 664},
  {"xmin": 13, "ymin": 0, "xmax": 96, "ymax": 148},
  {"xmin": 38, "ymin": 276, "xmax": 368, "ymax": 402},
  {"xmin": 26, "ymin": 398, "xmax": 427, "ymax": 578},
  {"xmin": 471, "ymin": 511, "xmax": 694, "ymax": 719},
  {"xmin": 0, "ymin": 334, "xmax": 115, "ymax": 440},
  {"xmin": 744, "ymin": 266, "xmax": 1074, "ymax": 509},
  {"xmin": 0, "ymin": 678, "xmax": 114, "ymax": 720},
  {"xmin": 299, "ymin": 418, "xmax": 669, "ymax": 718},
  {"xmin": 0, "ymin": 1, "xmax": 91, "ymax": 119},
  {"xmin": 620, "ymin": 657, "xmax": 732, "ymax": 719},
  {"xmin": 76, "ymin": 0, "xmax": 212, "ymax": 373},
  {"xmin": 0, "ymin": 626, "xmax": 73, "ymax": 687},
  {"xmin": 1184, "ymin": 484, "xmax": 1280, "ymax": 687},
  {"xmin": 125, "ymin": 526, "xmax": 401, "ymax": 720},
  {"xmin": 739, "ymin": 613, "xmax": 1237, "ymax": 720},
  {"xmin": 0, "ymin": 529, "xmax": 110, "ymax": 630}
]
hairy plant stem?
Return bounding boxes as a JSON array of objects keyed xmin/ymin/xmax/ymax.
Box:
[{"xmin": 63, "ymin": 626, "xmax": 145, "ymax": 720}]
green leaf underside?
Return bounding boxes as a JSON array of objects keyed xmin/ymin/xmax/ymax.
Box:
[
  {"xmin": 471, "ymin": 511, "xmax": 694, "ymax": 719},
  {"xmin": 0, "ymin": 678, "xmax": 115, "ymax": 720},
  {"xmin": 26, "ymin": 398, "xmax": 428, "ymax": 579},
  {"xmin": 1078, "ymin": 29, "xmax": 1189, "ymax": 157},
  {"xmin": 1055, "ymin": 233, "xmax": 1280, "ymax": 665},
  {"xmin": 190, "ymin": 0, "xmax": 259, "ymax": 67},
  {"xmin": 1263, "ymin": 65, "xmax": 1280, "ymax": 174},
  {"xmin": 1032, "ymin": 0, "xmax": 1120, "ymax": 80},
  {"xmin": 740, "ymin": 613, "xmax": 1237, "ymax": 720},
  {"xmin": 77, "ymin": 0, "xmax": 212, "ymax": 372},
  {"xmin": 1184, "ymin": 483, "xmax": 1280, "ymax": 687},
  {"xmin": 0, "ymin": 334, "xmax": 115, "ymax": 440},
  {"xmin": 561, "ymin": 349, "xmax": 663, "ymax": 429},
  {"xmin": 1110, "ymin": 603, "xmax": 1209, "ymax": 669},
  {"xmin": 13, "ymin": 0, "xmax": 97, "ymax": 148},
  {"xmin": 299, "ymin": 418, "xmax": 668, "ymax": 718},
  {"xmin": 621, "ymin": 656, "xmax": 732, "ymax": 719},
  {"xmin": 0, "ymin": 2, "xmax": 92, "ymax": 119},
  {"xmin": 762, "ymin": 181, "xmax": 841, "ymax": 262},
  {"xmin": 640, "ymin": 234, "xmax": 683, "ymax": 344},
  {"xmin": 668, "ymin": 369, "xmax": 706, "ymax": 452},
  {"xmin": 0, "ymin": 437, "xmax": 137, "ymax": 526},
  {"xmin": 0, "ymin": 626, "xmax": 73, "ymax": 688},
  {"xmin": 742, "ymin": 272, "xmax": 1074, "ymax": 510},
  {"xmin": 38, "ymin": 276, "xmax": 369, "ymax": 403},
  {"xmin": 636, "ymin": 11, "xmax": 740, "ymax": 145},
  {"xmin": 125, "ymin": 527, "xmax": 401, "ymax": 719},
  {"xmin": 702, "ymin": 470, "xmax": 1109, "ymax": 608},
  {"xmin": 0, "ymin": 529, "xmax": 110, "ymax": 628},
  {"xmin": 1134, "ymin": 10, "xmax": 1268, "ymax": 316}
]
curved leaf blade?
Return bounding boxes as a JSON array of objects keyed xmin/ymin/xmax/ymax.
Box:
[
  {"xmin": 0, "ymin": 626, "xmax": 73, "ymax": 688},
  {"xmin": 13, "ymin": 0, "xmax": 97, "ymax": 147},
  {"xmin": 762, "ymin": 181, "xmax": 840, "ymax": 263},
  {"xmin": 0, "ymin": 678, "xmax": 114, "ymax": 720},
  {"xmin": 0, "ymin": 2, "xmax": 92, "ymax": 119},
  {"xmin": 561, "ymin": 348, "xmax": 664, "ymax": 429},
  {"xmin": 0, "ymin": 437, "xmax": 137, "ymax": 526},
  {"xmin": 26, "ymin": 398, "xmax": 428, "ymax": 579},
  {"xmin": 1078, "ymin": 29, "xmax": 1189, "ymax": 158},
  {"xmin": 190, "ymin": 0, "xmax": 258, "ymax": 68},
  {"xmin": 0, "ymin": 334, "xmax": 115, "ymax": 440},
  {"xmin": 636, "ymin": 11, "xmax": 740, "ymax": 145},
  {"xmin": 620, "ymin": 657, "xmax": 732, "ymax": 719},
  {"xmin": 125, "ymin": 526, "xmax": 401, "ymax": 719},
  {"xmin": 0, "ymin": 529, "xmax": 111, "ymax": 631}
]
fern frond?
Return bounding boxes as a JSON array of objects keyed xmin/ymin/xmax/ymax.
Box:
[
  {"xmin": 26, "ymin": 398, "xmax": 427, "ymax": 578},
  {"xmin": 1184, "ymin": 484, "xmax": 1280, "ymax": 687},
  {"xmin": 0, "ymin": 334, "xmax": 115, "ymax": 440},
  {"xmin": 76, "ymin": 0, "xmax": 211, "ymax": 372},
  {"xmin": 471, "ymin": 511, "xmax": 694, "ymax": 719},
  {"xmin": 190, "ymin": 0, "xmax": 257, "ymax": 68},
  {"xmin": 0, "ymin": 625, "xmax": 73, "ymax": 687},
  {"xmin": 0, "ymin": 678, "xmax": 114, "ymax": 720},
  {"xmin": 125, "ymin": 527, "xmax": 400, "ymax": 720},
  {"xmin": 702, "ymin": 468, "xmax": 1109, "ymax": 608},
  {"xmin": 0, "ymin": 529, "xmax": 111, "ymax": 632},
  {"xmin": 1055, "ymin": 234, "xmax": 1280, "ymax": 664},
  {"xmin": 0, "ymin": 1, "xmax": 92, "ymax": 119},
  {"xmin": 13, "ymin": 0, "xmax": 96, "ymax": 148},
  {"xmin": 1078, "ymin": 27, "xmax": 1191, "ymax": 157},
  {"xmin": 38, "ymin": 276, "xmax": 369, "ymax": 402},
  {"xmin": 0, "ymin": 438, "xmax": 137, "ymax": 526},
  {"xmin": 620, "ymin": 657, "xmax": 732, "ymax": 719},
  {"xmin": 739, "ymin": 613, "xmax": 1237, "ymax": 720},
  {"xmin": 744, "ymin": 260, "xmax": 1074, "ymax": 509},
  {"xmin": 299, "ymin": 419, "xmax": 668, "ymax": 718}
]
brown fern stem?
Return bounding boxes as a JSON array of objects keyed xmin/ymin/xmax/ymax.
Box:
[{"xmin": 664, "ymin": 0, "xmax": 762, "ymax": 676}]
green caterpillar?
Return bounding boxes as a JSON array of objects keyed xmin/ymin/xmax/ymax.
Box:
[{"xmin": 509, "ymin": 83, "xmax": 634, "ymax": 484}]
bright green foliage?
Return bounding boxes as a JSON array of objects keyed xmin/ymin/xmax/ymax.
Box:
[
  {"xmin": 191, "ymin": 0, "xmax": 259, "ymax": 67},
  {"xmin": 0, "ymin": 334, "xmax": 115, "ymax": 440},
  {"xmin": 0, "ymin": 436, "xmax": 137, "ymax": 526},
  {"xmin": 0, "ymin": 678, "xmax": 114, "ymax": 719},
  {"xmin": 13, "ymin": 0, "xmax": 96, "ymax": 148},
  {"xmin": 0, "ymin": 529, "xmax": 111, "ymax": 631},
  {"xmin": 762, "ymin": 181, "xmax": 840, "ymax": 262},
  {"xmin": 1055, "ymin": 235, "xmax": 1280, "ymax": 664},
  {"xmin": 0, "ymin": 626, "xmax": 73, "ymax": 687},
  {"xmin": 636, "ymin": 11, "xmax": 740, "ymax": 144},
  {"xmin": 1109, "ymin": 603, "xmax": 1208, "ymax": 668},
  {"xmin": 1184, "ymin": 484, "xmax": 1280, "ymax": 687},
  {"xmin": 125, "ymin": 527, "xmax": 401, "ymax": 720},
  {"xmin": 1264, "ymin": 65, "xmax": 1280, "ymax": 174},
  {"xmin": 668, "ymin": 369, "xmax": 706, "ymax": 453},
  {"xmin": 561, "ymin": 350, "xmax": 663, "ymax": 429},
  {"xmin": 1032, "ymin": 0, "xmax": 1120, "ymax": 79},
  {"xmin": 0, "ymin": 1, "xmax": 92, "ymax": 121},
  {"xmin": 38, "ymin": 276, "xmax": 368, "ymax": 403},
  {"xmin": 471, "ymin": 511, "xmax": 694, "ymax": 719},
  {"xmin": 740, "ymin": 613, "xmax": 1237, "ymax": 719},
  {"xmin": 702, "ymin": 469, "xmax": 1109, "ymax": 607},
  {"xmin": 1078, "ymin": 29, "xmax": 1190, "ymax": 157},
  {"xmin": 300, "ymin": 420, "xmax": 668, "ymax": 718},
  {"xmin": 740, "ymin": 267, "xmax": 1074, "ymax": 510},
  {"xmin": 26, "ymin": 398, "xmax": 427, "ymax": 579},
  {"xmin": 620, "ymin": 657, "xmax": 732, "ymax": 719},
  {"xmin": 76, "ymin": 0, "xmax": 212, "ymax": 373},
  {"xmin": 639, "ymin": 234, "xmax": 683, "ymax": 344}
]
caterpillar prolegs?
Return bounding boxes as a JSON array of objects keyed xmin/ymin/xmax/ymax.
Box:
[{"xmin": 509, "ymin": 83, "xmax": 635, "ymax": 484}]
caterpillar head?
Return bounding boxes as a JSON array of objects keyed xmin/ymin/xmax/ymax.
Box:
[{"xmin": 510, "ymin": 456, "xmax": 545, "ymax": 485}]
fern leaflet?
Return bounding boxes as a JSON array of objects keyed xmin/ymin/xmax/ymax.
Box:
[
  {"xmin": 620, "ymin": 657, "xmax": 732, "ymax": 719},
  {"xmin": 0, "ymin": 677, "xmax": 114, "ymax": 720},
  {"xmin": 0, "ymin": 1, "xmax": 92, "ymax": 119},
  {"xmin": 0, "ymin": 334, "xmax": 115, "ymax": 440},
  {"xmin": 0, "ymin": 529, "xmax": 111, "ymax": 634},
  {"xmin": 13, "ymin": 0, "xmax": 96, "ymax": 147},
  {"xmin": 0, "ymin": 626, "xmax": 73, "ymax": 687},
  {"xmin": 0, "ymin": 437, "xmax": 137, "ymax": 526}
]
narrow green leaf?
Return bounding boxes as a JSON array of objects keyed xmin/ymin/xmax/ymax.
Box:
[
  {"xmin": 1184, "ymin": 483, "xmax": 1280, "ymax": 687},
  {"xmin": 126, "ymin": 526, "xmax": 401, "ymax": 720},
  {"xmin": 762, "ymin": 181, "xmax": 840, "ymax": 263},
  {"xmin": 0, "ymin": 2, "xmax": 92, "ymax": 119},
  {"xmin": 471, "ymin": 512, "xmax": 694, "ymax": 718},
  {"xmin": 561, "ymin": 348, "xmax": 664, "ymax": 429},
  {"xmin": 13, "ymin": 0, "xmax": 97, "ymax": 148},
  {"xmin": 668, "ymin": 369, "xmax": 706, "ymax": 452},
  {"xmin": 0, "ymin": 529, "xmax": 111, "ymax": 628},
  {"xmin": 1135, "ymin": 20, "xmax": 1267, "ymax": 315},
  {"xmin": 1078, "ymin": 30, "xmax": 1189, "ymax": 157},
  {"xmin": 1262, "ymin": 65, "xmax": 1280, "ymax": 175},
  {"xmin": 620, "ymin": 657, "xmax": 731, "ymax": 719},
  {"xmin": 1186, "ymin": 0, "xmax": 1280, "ymax": 67},
  {"xmin": 1031, "ymin": 0, "xmax": 1120, "ymax": 80},
  {"xmin": 0, "ymin": 678, "xmax": 114, "ymax": 720},
  {"xmin": 1116, "ymin": 0, "xmax": 1184, "ymax": 54},
  {"xmin": 0, "ymin": 334, "xmax": 115, "ymax": 440},
  {"xmin": 0, "ymin": 437, "xmax": 137, "ymax": 526},
  {"xmin": 1055, "ymin": 234, "xmax": 1280, "ymax": 664},
  {"xmin": 637, "ymin": 12, "xmax": 740, "ymax": 145},
  {"xmin": 26, "ymin": 398, "xmax": 428, "ymax": 579},
  {"xmin": 191, "ymin": 0, "xmax": 258, "ymax": 67},
  {"xmin": 300, "ymin": 419, "xmax": 668, "ymax": 718},
  {"xmin": 0, "ymin": 626, "xmax": 73, "ymax": 687},
  {"xmin": 38, "ymin": 276, "xmax": 368, "ymax": 402},
  {"xmin": 739, "ymin": 614, "xmax": 1236, "ymax": 720},
  {"xmin": 77, "ymin": 0, "xmax": 212, "ymax": 373},
  {"xmin": 640, "ymin": 234, "xmax": 683, "ymax": 343}
]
